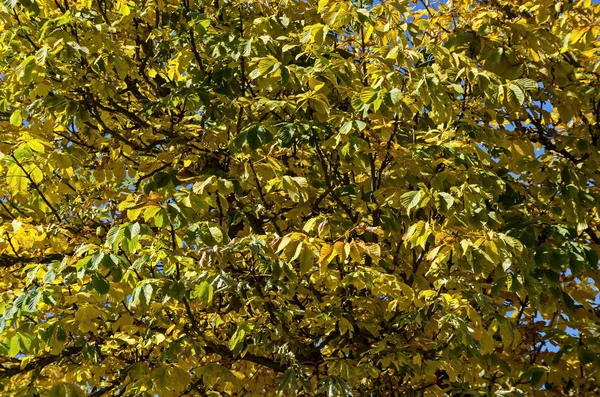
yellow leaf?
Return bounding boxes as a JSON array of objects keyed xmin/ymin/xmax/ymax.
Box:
[
  {"xmin": 364, "ymin": 243, "xmax": 381, "ymax": 261},
  {"xmin": 7, "ymin": 165, "xmax": 29, "ymax": 193},
  {"xmin": 29, "ymin": 166, "xmax": 44, "ymax": 184},
  {"xmin": 290, "ymin": 241, "xmax": 303, "ymax": 261},
  {"xmin": 75, "ymin": 305, "xmax": 102, "ymax": 333},
  {"xmin": 143, "ymin": 206, "xmax": 161, "ymax": 221},
  {"xmin": 333, "ymin": 241, "xmax": 345, "ymax": 258},
  {"xmin": 27, "ymin": 139, "xmax": 46, "ymax": 153},
  {"xmin": 397, "ymin": 283, "xmax": 414, "ymax": 302},
  {"xmin": 299, "ymin": 244, "xmax": 315, "ymax": 275},
  {"xmin": 338, "ymin": 317, "xmax": 354, "ymax": 336},
  {"xmin": 319, "ymin": 244, "xmax": 333, "ymax": 264},
  {"xmin": 479, "ymin": 330, "xmax": 495, "ymax": 354},
  {"xmin": 349, "ymin": 242, "xmax": 363, "ymax": 263},
  {"xmin": 127, "ymin": 208, "xmax": 143, "ymax": 221},
  {"xmin": 569, "ymin": 27, "xmax": 589, "ymax": 44},
  {"xmin": 412, "ymin": 354, "xmax": 422, "ymax": 366}
]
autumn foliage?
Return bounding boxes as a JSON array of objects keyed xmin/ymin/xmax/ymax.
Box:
[{"xmin": 1, "ymin": 0, "xmax": 600, "ymax": 395}]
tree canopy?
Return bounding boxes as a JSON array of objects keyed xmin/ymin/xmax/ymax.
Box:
[{"xmin": 1, "ymin": 0, "xmax": 600, "ymax": 395}]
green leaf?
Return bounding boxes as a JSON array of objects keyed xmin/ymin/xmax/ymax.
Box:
[
  {"xmin": 2, "ymin": 0, "xmax": 18, "ymax": 8},
  {"xmin": 252, "ymin": 56, "xmax": 279, "ymax": 79},
  {"xmin": 8, "ymin": 334, "xmax": 20, "ymax": 356},
  {"xmin": 9, "ymin": 110, "xmax": 22, "ymax": 126},
  {"xmin": 169, "ymin": 365, "xmax": 191, "ymax": 392},
  {"xmin": 339, "ymin": 121, "xmax": 353, "ymax": 134},
  {"xmin": 20, "ymin": 55, "xmax": 37, "ymax": 83},
  {"xmin": 354, "ymin": 120, "xmax": 367, "ymax": 131},
  {"xmin": 35, "ymin": 46, "xmax": 49, "ymax": 65},
  {"xmin": 24, "ymin": 292, "xmax": 41, "ymax": 313},
  {"xmin": 228, "ymin": 326, "xmax": 246, "ymax": 351},
  {"xmin": 92, "ymin": 273, "xmax": 110, "ymax": 295},
  {"xmin": 153, "ymin": 171, "xmax": 172, "ymax": 188},
  {"xmin": 277, "ymin": 368, "xmax": 297, "ymax": 395},
  {"xmin": 198, "ymin": 222, "xmax": 223, "ymax": 246},
  {"xmin": 43, "ymin": 269, "xmax": 56, "ymax": 284},
  {"xmin": 130, "ymin": 282, "xmax": 154, "ymax": 308},
  {"xmin": 154, "ymin": 209, "xmax": 167, "ymax": 228},
  {"xmin": 229, "ymin": 131, "xmax": 248, "ymax": 154},
  {"xmin": 323, "ymin": 376, "xmax": 353, "ymax": 397},
  {"xmin": 507, "ymin": 83, "xmax": 525, "ymax": 107},
  {"xmin": 194, "ymin": 281, "xmax": 214, "ymax": 304},
  {"xmin": 49, "ymin": 383, "xmax": 85, "ymax": 397},
  {"xmin": 400, "ymin": 190, "xmax": 422, "ymax": 213},
  {"xmin": 142, "ymin": 283, "xmax": 153, "ymax": 303},
  {"xmin": 486, "ymin": 47, "xmax": 503, "ymax": 64},
  {"xmin": 435, "ymin": 192, "xmax": 454, "ymax": 212},
  {"xmin": 514, "ymin": 78, "xmax": 538, "ymax": 91},
  {"xmin": 18, "ymin": 331, "xmax": 33, "ymax": 352},
  {"xmin": 360, "ymin": 89, "xmax": 377, "ymax": 104},
  {"xmin": 529, "ymin": 368, "xmax": 546, "ymax": 389},
  {"xmin": 389, "ymin": 88, "xmax": 402, "ymax": 105},
  {"xmin": 579, "ymin": 347, "xmax": 597, "ymax": 365},
  {"xmin": 106, "ymin": 226, "xmax": 124, "ymax": 251},
  {"xmin": 240, "ymin": 38, "xmax": 253, "ymax": 56},
  {"xmin": 165, "ymin": 280, "xmax": 185, "ymax": 300},
  {"xmin": 90, "ymin": 253, "xmax": 105, "ymax": 270},
  {"xmin": 129, "ymin": 222, "xmax": 141, "ymax": 239},
  {"xmin": 246, "ymin": 125, "xmax": 273, "ymax": 150}
]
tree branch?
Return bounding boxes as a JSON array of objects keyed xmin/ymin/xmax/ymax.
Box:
[
  {"xmin": 311, "ymin": 131, "xmax": 357, "ymax": 223},
  {"xmin": 10, "ymin": 155, "xmax": 62, "ymax": 222}
]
